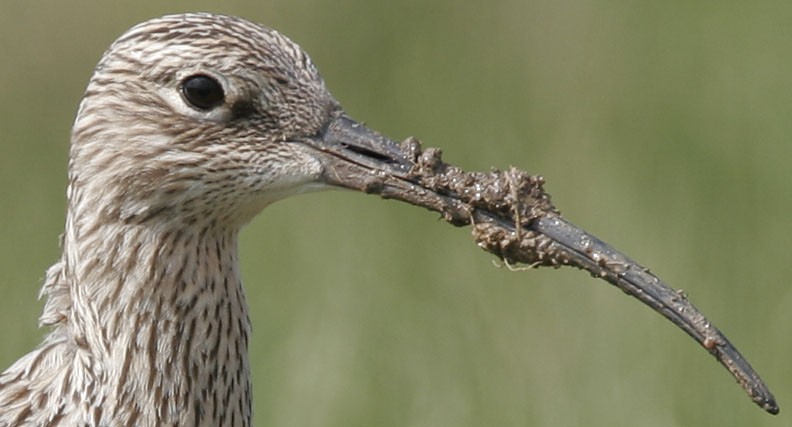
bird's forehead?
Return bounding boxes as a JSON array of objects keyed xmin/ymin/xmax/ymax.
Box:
[{"xmin": 107, "ymin": 13, "xmax": 319, "ymax": 81}]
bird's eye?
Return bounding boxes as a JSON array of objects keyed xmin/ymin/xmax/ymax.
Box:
[{"xmin": 181, "ymin": 75, "xmax": 225, "ymax": 110}]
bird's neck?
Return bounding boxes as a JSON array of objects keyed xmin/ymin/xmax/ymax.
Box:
[{"xmin": 48, "ymin": 217, "xmax": 252, "ymax": 424}]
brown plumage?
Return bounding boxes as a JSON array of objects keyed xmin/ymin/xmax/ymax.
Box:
[{"xmin": 0, "ymin": 13, "xmax": 334, "ymax": 426}]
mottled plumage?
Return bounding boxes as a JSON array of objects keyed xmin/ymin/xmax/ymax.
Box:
[{"xmin": 0, "ymin": 13, "xmax": 338, "ymax": 426}]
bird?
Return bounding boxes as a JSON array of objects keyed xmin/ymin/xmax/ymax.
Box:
[{"xmin": 0, "ymin": 12, "xmax": 778, "ymax": 426}]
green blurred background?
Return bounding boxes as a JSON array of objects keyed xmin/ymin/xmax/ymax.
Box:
[{"xmin": 1, "ymin": 1, "xmax": 790, "ymax": 426}]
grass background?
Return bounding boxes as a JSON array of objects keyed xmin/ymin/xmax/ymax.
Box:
[{"xmin": 1, "ymin": 1, "xmax": 790, "ymax": 426}]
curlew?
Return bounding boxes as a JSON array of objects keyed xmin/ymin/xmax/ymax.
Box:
[{"xmin": 0, "ymin": 13, "xmax": 778, "ymax": 426}]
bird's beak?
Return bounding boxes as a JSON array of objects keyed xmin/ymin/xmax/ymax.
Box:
[{"xmin": 300, "ymin": 112, "xmax": 778, "ymax": 415}]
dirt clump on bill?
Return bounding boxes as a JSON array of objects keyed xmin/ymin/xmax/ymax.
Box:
[{"xmin": 400, "ymin": 136, "xmax": 564, "ymax": 268}]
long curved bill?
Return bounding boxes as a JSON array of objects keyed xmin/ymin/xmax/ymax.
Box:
[{"xmin": 297, "ymin": 112, "xmax": 779, "ymax": 415}]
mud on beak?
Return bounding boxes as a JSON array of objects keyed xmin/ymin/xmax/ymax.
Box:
[{"xmin": 299, "ymin": 112, "xmax": 779, "ymax": 415}]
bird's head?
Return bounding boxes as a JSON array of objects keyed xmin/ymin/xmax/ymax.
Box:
[{"xmin": 69, "ymin": 13, "xmax": 406, "ymax": 229}]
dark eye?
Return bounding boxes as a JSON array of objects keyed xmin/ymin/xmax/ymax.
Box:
[{"xmin": 181, "ymin": 75, "xmax": 225, "ymax": 110}]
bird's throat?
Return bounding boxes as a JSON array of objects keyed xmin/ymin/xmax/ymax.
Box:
[{"xmin": 59, "ymin": 221, "xmax": 253, "ymax": 425}]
